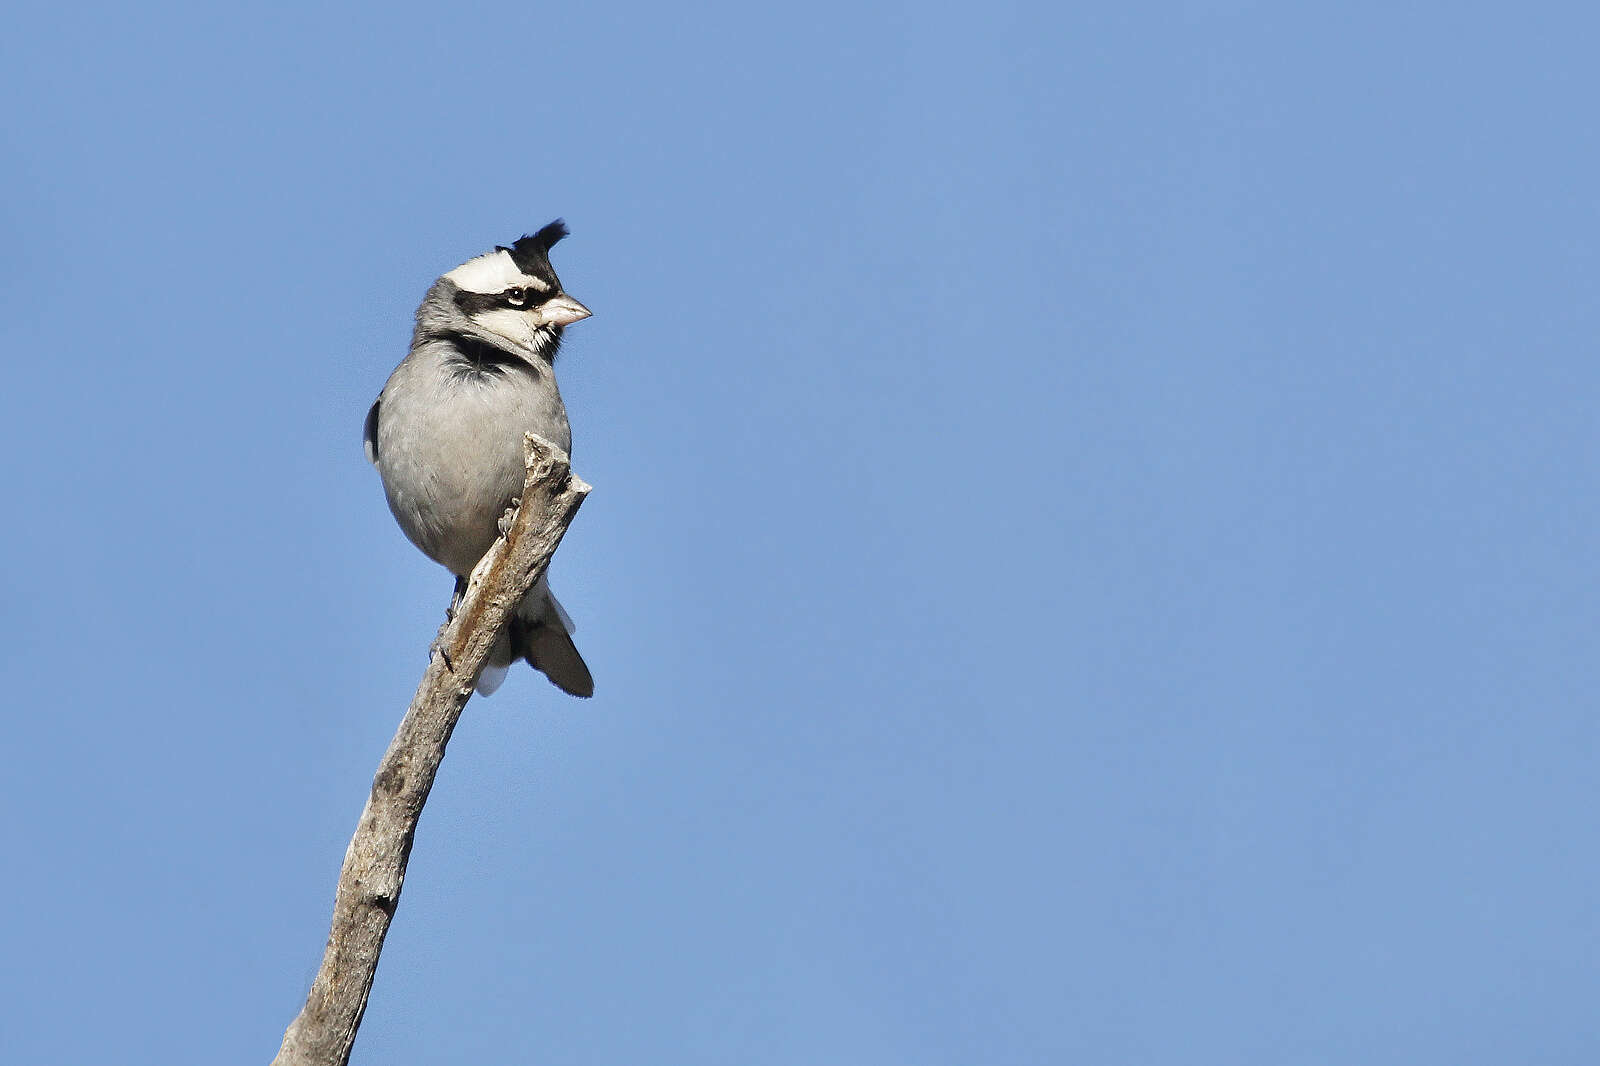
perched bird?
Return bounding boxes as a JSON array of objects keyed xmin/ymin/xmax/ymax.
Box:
[{"xmin": 365, "ymin": 220, "xmax": 594, "ymax": 697}]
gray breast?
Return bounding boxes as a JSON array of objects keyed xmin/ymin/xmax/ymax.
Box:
[{"xmin": 373, "ymin": 341, "xmax": 571, "ymax": 576}]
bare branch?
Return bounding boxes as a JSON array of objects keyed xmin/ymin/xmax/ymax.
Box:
[{"xmin": 272, "ymin": 434, "xmax": 591, "ymax": 1066}]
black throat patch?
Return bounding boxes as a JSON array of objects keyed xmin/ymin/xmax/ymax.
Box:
[{"xmin": 427, "ymin": 329, "xmax": 552, "ymax": 379}]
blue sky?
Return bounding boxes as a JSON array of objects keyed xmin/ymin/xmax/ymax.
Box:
[{"xmin": 3, "ymin": 2, "xmax": 1597, "ymax": 1063}]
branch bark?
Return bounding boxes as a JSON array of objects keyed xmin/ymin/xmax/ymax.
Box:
[{"xmin": 272, "ymin": 433, "xmax": 590, "ymax": 1066}]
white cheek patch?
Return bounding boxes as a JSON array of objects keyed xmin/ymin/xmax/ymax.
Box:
[{"xmin": 473, "ymin": 308, "xmax": 538, "ymax": 348}]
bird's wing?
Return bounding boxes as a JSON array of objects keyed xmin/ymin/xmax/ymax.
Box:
[{"xmin": 363, "ymin": 399, "xmax": 381, "ymax": 465}]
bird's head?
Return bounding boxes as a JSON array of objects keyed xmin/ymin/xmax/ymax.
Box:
[{"xmin": 440, "ymin": 220, "xmax": 590, "ymax": 361}]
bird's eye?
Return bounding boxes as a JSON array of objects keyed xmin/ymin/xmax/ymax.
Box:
[{"xmin": 506, "ymin": 287, "xmax": 528, "ymax": 307}]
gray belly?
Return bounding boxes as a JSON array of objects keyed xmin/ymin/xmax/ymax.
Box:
[{"xmin": 376, "ymin": 362, "xmax": 571, "ymax": 576}]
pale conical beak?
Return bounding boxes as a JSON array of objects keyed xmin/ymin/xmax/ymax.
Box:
[{"xmin": 541, "ymin": 294, "xmax": 592, "ymax": 327}]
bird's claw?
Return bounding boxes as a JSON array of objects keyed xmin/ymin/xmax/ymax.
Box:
[
  {"xmin": 430, "ymin": 626, "xmax": 455, "ymax": 672},
  {"xmin": 498, "ymin": 497, "xmax": 522, "ymax": 536}
]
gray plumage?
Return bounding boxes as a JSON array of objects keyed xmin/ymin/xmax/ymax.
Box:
[{"xmin": 365, "ymin": 223, "xmax": 594, "ymax": 697}]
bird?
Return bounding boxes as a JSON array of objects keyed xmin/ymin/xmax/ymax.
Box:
[{"xmin": 364, "ymin": 220, "xmax": 594, "ymax": 697}]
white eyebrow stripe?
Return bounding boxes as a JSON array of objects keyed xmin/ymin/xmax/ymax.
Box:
[
  {"xmin": 445, "ymin": 250, "xmax": 555, "ymax": 295},
  {"xmin": 445, "ymin": 251, "xmax": 520, "ymax": 293}
]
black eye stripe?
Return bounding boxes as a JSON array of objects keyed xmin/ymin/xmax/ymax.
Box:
[
  {"xmin": 452, "ymin": 286, "xmax": 558, "ymax": 315},
  {"xmin": 503, "ymin": 285, "xmax": 557, "ymax": 309}
]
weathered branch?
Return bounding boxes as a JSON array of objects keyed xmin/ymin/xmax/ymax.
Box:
[{"xmin": 272, "ymin": 434, "xmax": 590, "ymax": 1066}]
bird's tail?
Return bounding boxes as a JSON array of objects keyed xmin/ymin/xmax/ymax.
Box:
[
  {"xmin": 476, "ymin": 579, "xmax": 593, "ymax": 698},
  {"xmin": 522, "ymin": 620, "xmax": 594, "ymax": 698}
]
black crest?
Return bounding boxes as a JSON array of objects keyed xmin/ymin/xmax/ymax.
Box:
[{"xmin": 499, "ymin": 219, "xmax": 570, "ymax": 279}]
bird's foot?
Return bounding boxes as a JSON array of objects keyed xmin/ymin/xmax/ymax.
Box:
[
  {"xmin": 498, "ymin": 497, "xmax": 522, "ymax": 537},
  {"xmin": 446, "ymin": 575, "xmax": 468, "ymax": 621},
  {"xmin": 430, "ymin": 625, "xmax": 455, "ymax": 672}
]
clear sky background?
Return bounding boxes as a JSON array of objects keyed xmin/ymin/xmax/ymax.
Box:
[{"xmin": 2, "ymin": 2, "xmax": 1596, "ymax": 1063}]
